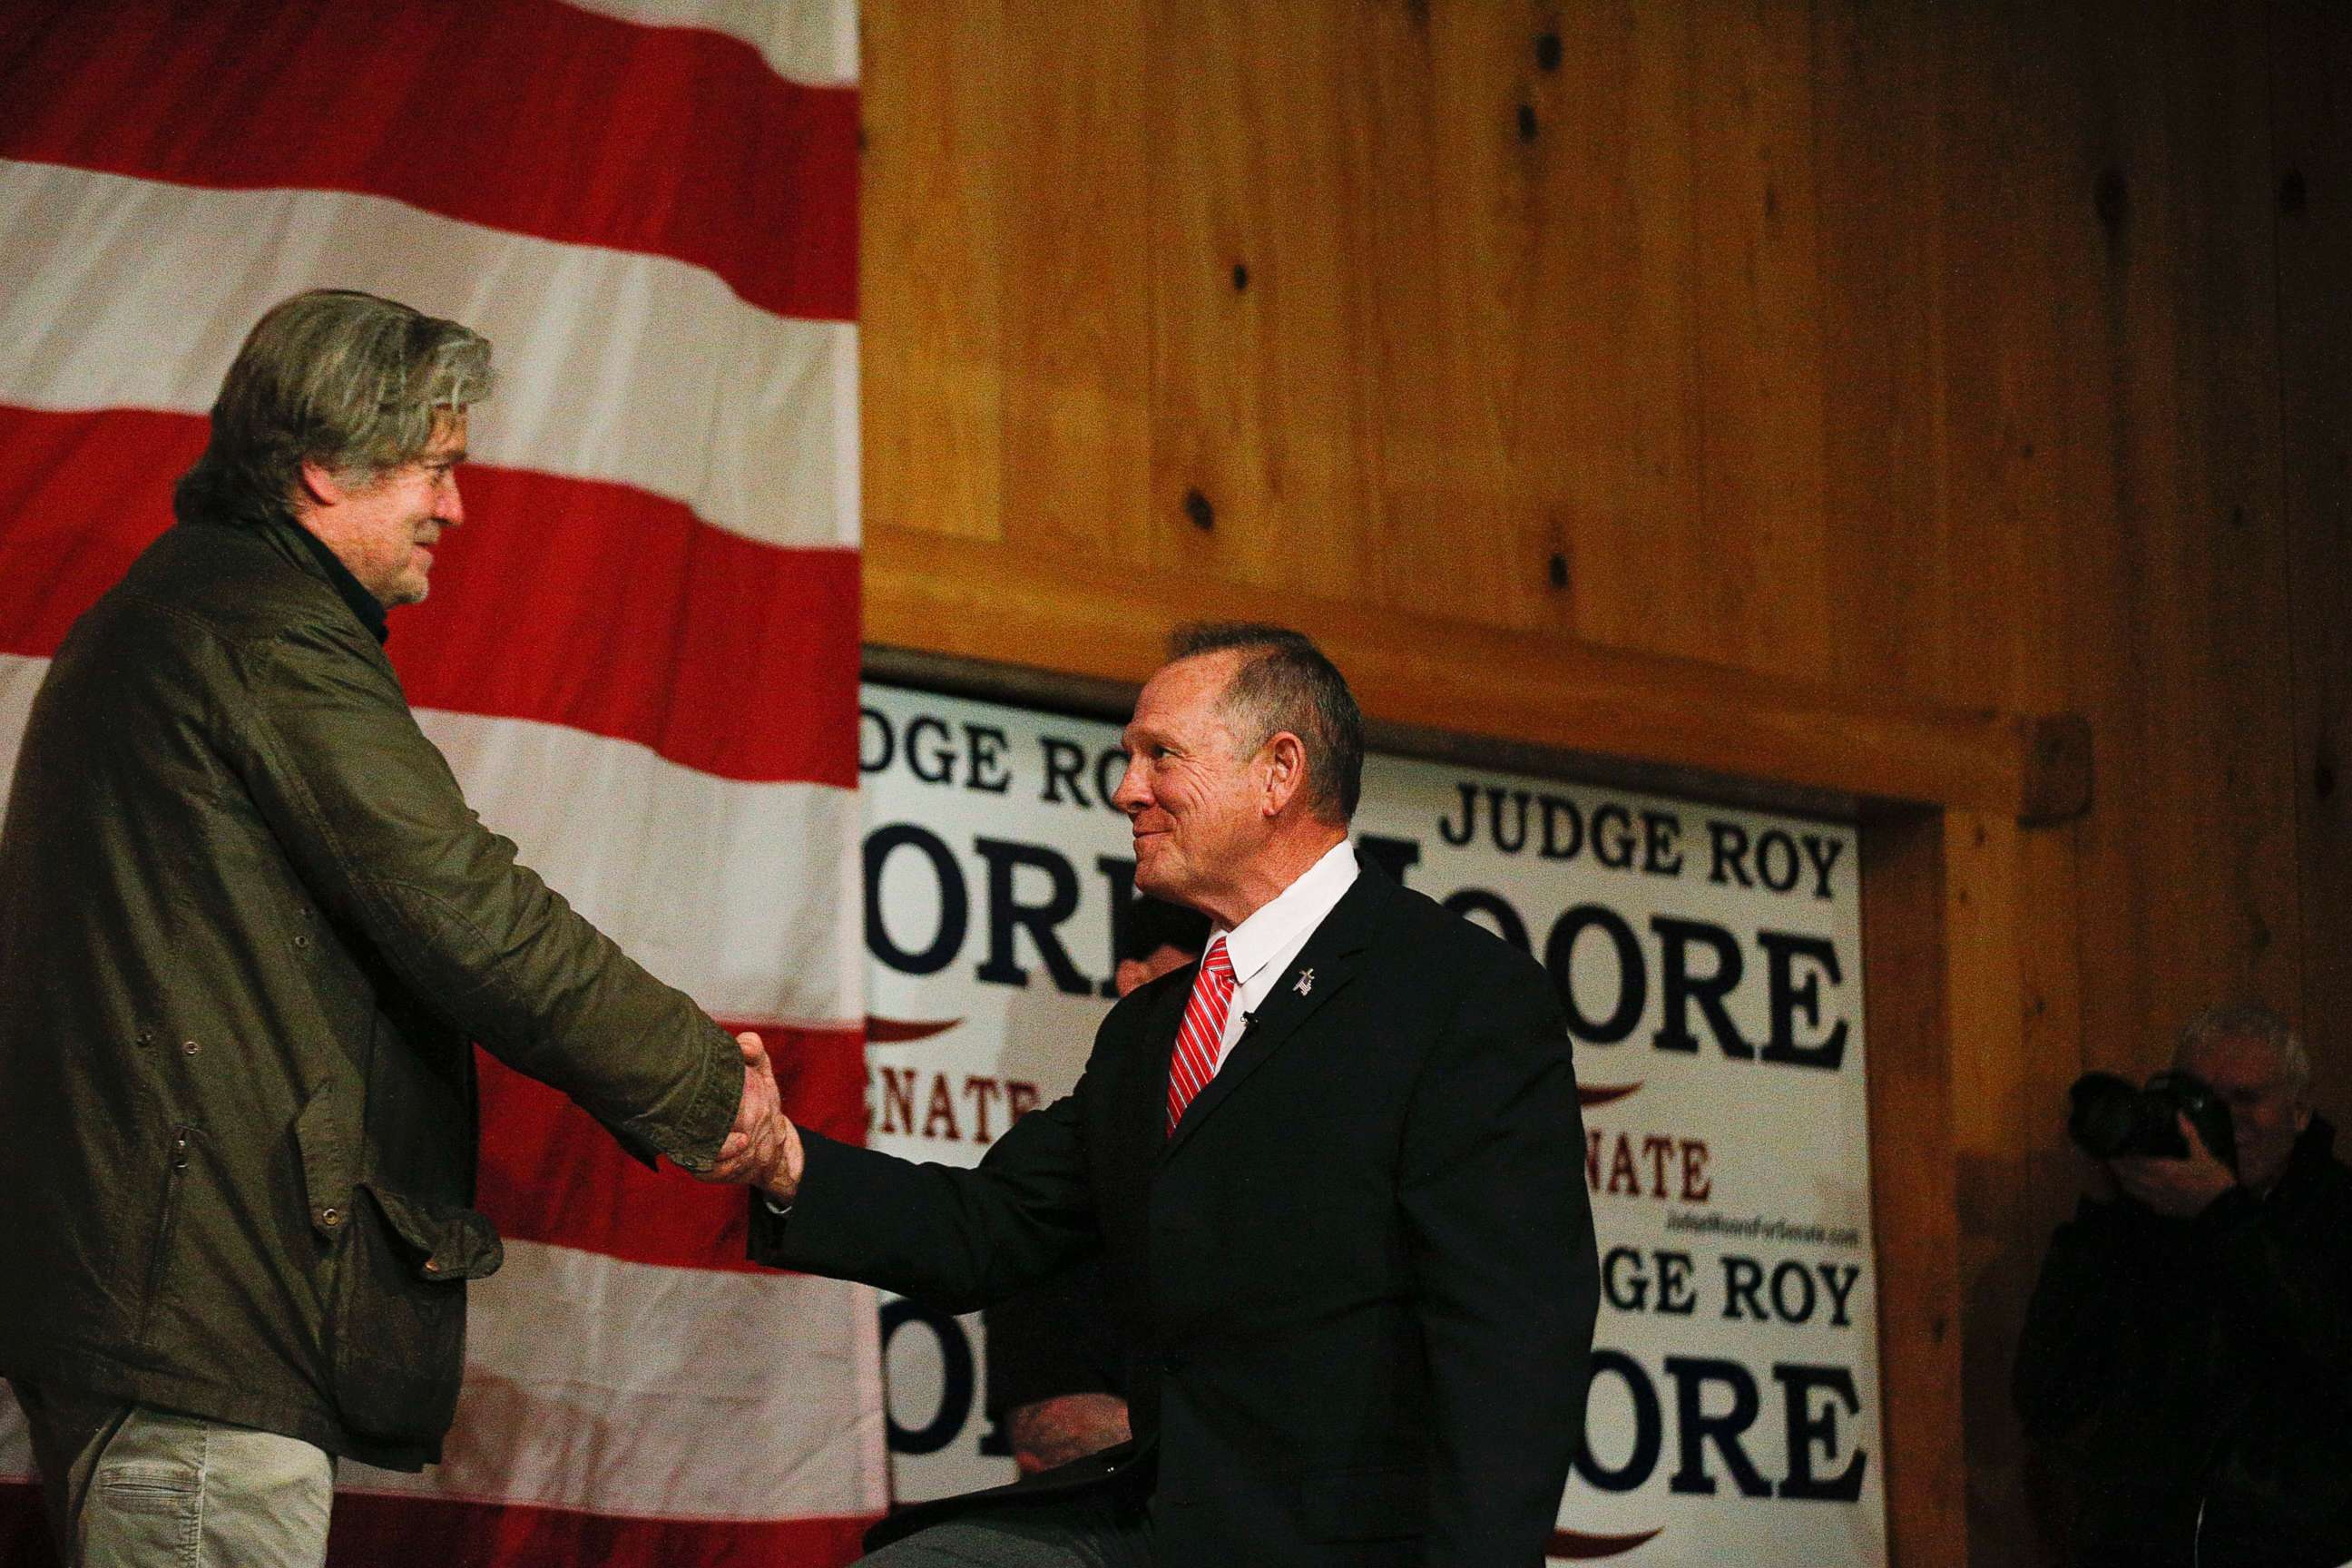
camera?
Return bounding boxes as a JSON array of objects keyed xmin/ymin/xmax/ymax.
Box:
[{"xmin": 2067, "ymin": 1069, "xmax": 2237, "ymax": 1171}]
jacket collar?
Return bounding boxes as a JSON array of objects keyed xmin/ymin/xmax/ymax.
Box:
[
  {"xmin": 204, "ymin": 507, "xmax": 390, "ymax": 644},
  {"xmin": 283, "ymin": 518, "xmax": 390, "ymax": 644}
]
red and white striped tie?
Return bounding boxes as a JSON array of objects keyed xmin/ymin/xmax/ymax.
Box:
[{"xmin": 1167, "ymin": 936, "xmax": 1237, "ymax": 1135}]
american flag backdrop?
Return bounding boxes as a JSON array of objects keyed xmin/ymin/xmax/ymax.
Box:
[{"xmin": 0, "ymin": 2, "xmax": 881, "ymax": 1563}]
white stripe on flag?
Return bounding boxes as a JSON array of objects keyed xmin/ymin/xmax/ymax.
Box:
[
  {"xmin": 0, "ymin": 657, "xmax": 860, "ymax": 1028},
  {"xmin": 414, "ymin": 706, "xmax": 862, "ymax": 1029},
  {"xmin": 558, "ymin": 0, "xmax": 858, "ymax": 85},
  {"xmin": 416, "ymin": 710, "xmax": 865, "ymax": 1029},
  {"xmin": 341, "ymin": 1240, "xmax": 888, "ymax": 1519},
  {"xmin": 0, "ymin": 655, "xmax": 38, "ymax": 782},
  {"xmin": 0, "ymin": 160, "xmax": 859, "ymax": 551},
  {"xmin": 0, "ymin": 1248, "xmax": 888, "ymax": 1516}
]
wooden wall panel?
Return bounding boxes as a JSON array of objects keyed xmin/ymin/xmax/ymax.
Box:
[
  {"xmin": 854, "ymin": 4, "xmax": 2347, "ymax": 1562},
  {"xmin": 1343, "ymin": 3, "xmax": 1511, "ymax": 624},
  {"xmin": 1145, "ymin": 2, "xmax": 1378, "ymax": 597},
  {"xmin": 1684, "ymin": 1, "xmax": 1835, "ymax": 679},
  {"xmin": 1864, "ymin": 808, "xmax": 1966, "ymax": 1568},
  {"xmin": 1916, "ymin": 52, "xmax": 2087, "ymax": 1559},
  {"xmin": 2063, "ymin": 2, "xmax": 2302, "ymax": 1078},
  {"xmin": 1813, "ymin": 0, "xmax": 1950, "ymax": 700},
  {"xmin": 1941, "ymin": 808, "xmax": 2037, "ymax": 1566},
  {"xmin": 1529, "ymin": 6, "xmax": 1712, "ymax": 652},
  {"xmin": 858, "ymin": 0, "xmax": 1011, "ymax": 544},
  {"xmin": 996, "ymin": 3, "xmax": 1152, "ymax": 566},
  {"xmin": 2270, "ymin": 2, "xmax": 2352, "ymax": 1120}
]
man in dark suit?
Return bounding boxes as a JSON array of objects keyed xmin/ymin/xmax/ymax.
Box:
[{"xmin": 744, "ymin": 624, "xmax": 1598, "ymax": 1565}]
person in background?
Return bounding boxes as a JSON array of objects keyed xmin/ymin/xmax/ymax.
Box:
[
  {"xmin": 2014, "ymin": 1004, "xmax": 2352, "ymax": 1568},
  {"xmin": 984, "ymin": 896, "xmax": 1210, "ymax": 1474}
]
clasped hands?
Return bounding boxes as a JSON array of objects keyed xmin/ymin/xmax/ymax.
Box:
[{"xmin": 699, "ymin": 1031, "xmax": 804, "ymax": 1201}]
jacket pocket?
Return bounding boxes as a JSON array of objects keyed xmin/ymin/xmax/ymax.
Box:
[
  {"xmin": 327, "ymin": 1182, "xmax": 502, "ymax": 1442},
  {"xmin": 135, "ymin": 1123, "xmax": 201, "ymax": 1348},
  {"xmin": 364, "ymin": 1185, "xmax": 503, "ymax": 1281},
  {"xmin": 1297, "ymin": 1465, "xmax": 1427, "ymax": 1542}
]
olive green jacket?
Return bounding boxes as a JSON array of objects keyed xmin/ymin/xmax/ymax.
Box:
[{"xmin": 0, "ymin": 513, "xmax": 743, "ymax": 1469}]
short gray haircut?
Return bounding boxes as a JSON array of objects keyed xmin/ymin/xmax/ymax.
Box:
[
  {"xmin": 1167, "ymin": 622, "xmax": 1364, "ymax": 823},
  {"xmin": 2176, "ymin": 1003, "xmax": 2311, "ymax": 1099},
  {"xmin": 174, "ymin": 289, "xmax": 494, "ymax": 528}
]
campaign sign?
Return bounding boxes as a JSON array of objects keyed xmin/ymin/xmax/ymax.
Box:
[{"xmin": 859, "ymin": 682, "xmax": 1886, "ymax": 1565}]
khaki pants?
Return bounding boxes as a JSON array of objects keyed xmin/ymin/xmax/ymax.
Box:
[
  {"xmin": 8, "ymin": 1381, "xmax": 333, "ymax": 1568},
  {"xmin": 859, "ymin": 1492, "xmax": 1154, "ymax": 1568}
]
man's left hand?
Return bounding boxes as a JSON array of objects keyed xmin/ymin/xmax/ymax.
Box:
[
  {"xmin": 1007, "ymin": 1393, "xmax": 1132, "ymax": 1475},
  {"xmin": 2110, "ymin": 1112, "xmax": 2238, "ymax": 1217}
]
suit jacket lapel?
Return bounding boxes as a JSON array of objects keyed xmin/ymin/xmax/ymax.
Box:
[
  {"xmin": 1126, "ymin": 963, "xmax": 1195, "ymax": 1152},
  {"xmin": 1161, "ymin": 867, "xmax": 1395, "ymax": 1161}
]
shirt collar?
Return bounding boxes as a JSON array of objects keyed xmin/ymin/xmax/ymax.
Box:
[{"xmin": 1218, "ymin": 838, "xmax": 1358, "ymax": 987}]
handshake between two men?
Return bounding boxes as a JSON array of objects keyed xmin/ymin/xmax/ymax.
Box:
[
  {"xmin": 0, "ymin": 287, "xmax": 1596, "ymax": 1568},
  {"xmin": 708, "ymin": 1030, "xmax": 804, "ymax": 1201}
]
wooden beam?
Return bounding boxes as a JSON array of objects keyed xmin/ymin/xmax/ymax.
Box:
[
  {"xmin": 1861, "ymin": 807, "xmax": 1968, "ymax": 1568},
  {"xmin": 866, "ymin": 524, "xmax": 2091, "ymax": 822}
]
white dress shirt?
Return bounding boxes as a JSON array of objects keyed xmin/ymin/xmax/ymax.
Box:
[
  {"xmin": 766, "ymin": 840, "xmax": 1362, "ymax": 1218},
  {"xmin": 1201, "ymin": 838, "xmax": 1359, "ymax": 1074}
]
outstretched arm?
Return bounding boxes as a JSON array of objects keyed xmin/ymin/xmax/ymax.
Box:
[
  {"xmin": 741, "ymin": 1077, "xmax": 1100, "ymax": 1313},
  {"xmin": 236, "ymin": 619, "xmax": 740, "ymax": 1170}
]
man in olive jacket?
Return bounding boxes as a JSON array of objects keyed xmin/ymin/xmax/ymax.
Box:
[{"xmin": 0, "ymin": 290, "xmax": 777, "ymax": 1567}]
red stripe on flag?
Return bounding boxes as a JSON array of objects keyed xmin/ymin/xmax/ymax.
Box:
[
  {"xmin": 328, "ymin": 1492, "xmax": 876, "ymax": 1568},
  {"xmin": 474, "ymin": 1021, "xmax": 866, "ymax": 1273},
  {"xmin": 0, "ymin": 405, "xmax": 859, "ymax": 788},
  {"xmin": 4, "ymin": 1417, "xmax": 883, "ymax": 1558},
  {"xmin": 0, "ymin": 406, "xmax": 204, "ymax": 644},
  {"xmin": 4, "ymin": 1480, "xmax": 879, "ymax": 1565},
  {"xmin": 0, "ymin": 0, "xmax": 857, "ymax": 322},
  {"xmin": 399, "ymin": 465, "xmax": 859, "ymax": 789}
]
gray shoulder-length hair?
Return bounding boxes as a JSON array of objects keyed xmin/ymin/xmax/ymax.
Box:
[{"xmin": 173, "ymin": 289, "xmax": 495, "ymax": 528}]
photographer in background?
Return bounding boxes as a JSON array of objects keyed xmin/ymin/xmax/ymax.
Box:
[{"xmin": 2014, "ymin": 1004, "xmax": 2352, "ymax": 1568}]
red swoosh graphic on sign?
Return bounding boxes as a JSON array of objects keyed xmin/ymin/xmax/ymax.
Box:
[
  {"xmin": 866, "ymin": 1016, "xmax": 963, "ymax": 1044},
  {"xmin": 1547, "ymin": 1525, "xmax": 1664, "ymax": 1560},
  {"xmin": 1578, "ymin": 1082, "xmax": 1643, "ymax": 1108}
]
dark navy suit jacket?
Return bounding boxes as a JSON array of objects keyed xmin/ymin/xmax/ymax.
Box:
[{"xmin": 753, "ymin": 865, "xmax": 1599, "ymax": 1566}]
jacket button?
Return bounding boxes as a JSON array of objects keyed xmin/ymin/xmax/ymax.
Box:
[
  {"xmin": 423, "ymin": 1259, "xmax": 441, "ymax": 1274},
  {"xmin": 136, "ymin": 1030, "xmax": 152, "ymax": 1046},
  {"xmin": 181, "ymin": 1040, "xmax": 199, "ymax": 1055},
  {"xmin": 294, "ymin": 936, "xmax": 309, "ymax": 950},
  {"xmin": 319, "ymin": 1207, "xmax": 341, "ymax": 1226}
]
